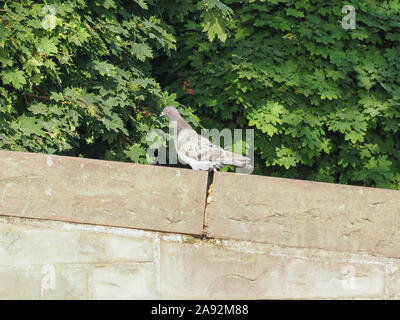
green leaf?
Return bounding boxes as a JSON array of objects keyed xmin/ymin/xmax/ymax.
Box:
[
  {"xmin": 124, "ymin": 144, "xmax": 146, "ymax": 163},
  {"xmin": 203, "ymin": 0, "xmax": 233, "ymax": 16},
  {"xmin": 134, "ymin": 0, "xmax": 148, "ymax": 10},
  {"xmin": 94, "ymin": 61, "xmax": 116, "ymax": 76},
  {"xmin": 103, "ymin": 0, "xmax": 117, "ymax": 9},
  {"xmin": 286, "ymin": 8, "xmax": 305, "ymax": 18},
  {"xmin": 16, "ymin": 115, "xmax": 45, "ymax": 136},
  {"xmin": 50, "ymin": 92, "xmax": 64, "ymax": 102},
  {"xmin": 37, "ymin": 38, "xmax": 58, "ymax": 55},
  {"xmin": 1, "ymin": 69, "xmax": 26, "ymax": 89},
  {"xmin": 130, "ymin": 43, "xmax": 153, "ymax": 61},
  {"xmin": 0, "ymin": 50, "xmax": 13, "ymax": 67},
  {"xmin": 202, "ymin": 15, "xmax": 227, "ymax": 42},
  {"xmin": 28, "ymin": 102, "xmax": 47, "ymax": 115},
  {"xmin": 345, "ymin": 130, "xmax": 365, "ymax": 143}
]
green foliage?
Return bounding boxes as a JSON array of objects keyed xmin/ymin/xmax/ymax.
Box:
[
  {"xmin": 0, "ymin": 0, "xmax": 202, "ymax": 162},
  {"xmin": 200, "ymin": 0, "xmax": 233, "ymax": 42},
  {"xmin": 1, "ymin": 0, "xmax": 400, "ymax": 190},
  {"xmin": 155, "ymin": 0, "xmax": 400, "ymax": 189}
]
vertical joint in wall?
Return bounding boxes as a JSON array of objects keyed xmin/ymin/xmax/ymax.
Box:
[{"xmin": 202, "ymin": 171, "xmax": 214, "ymax": 240}]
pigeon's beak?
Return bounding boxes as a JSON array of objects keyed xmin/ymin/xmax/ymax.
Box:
[{"xmin": 160, "ymin": 110, "xmax": 166, "ymax": 117}]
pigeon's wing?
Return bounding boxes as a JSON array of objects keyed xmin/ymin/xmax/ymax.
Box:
[{"xmin": 177, "ymin": 129, "xmax": 226, "ymax": 163}]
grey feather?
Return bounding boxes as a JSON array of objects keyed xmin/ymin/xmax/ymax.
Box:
[{"xmin": 160, "ymin": 106, "xmax": 252, "ymax": 171}]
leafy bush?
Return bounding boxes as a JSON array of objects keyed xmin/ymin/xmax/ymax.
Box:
[
  {"xmin": 0, "ymin": 0, "xmax": 210, "ymax": 163},
  {"xmin": 155, "ymin": 0, "xmax": 400, "ymax": 189},
  {"xmin": 1, "ymin": 0, "xmax": 400, "ymax": 190}
]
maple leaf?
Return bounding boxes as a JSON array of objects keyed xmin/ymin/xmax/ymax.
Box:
[
  {"xmin": 37, "ymin": 38, "xmax": 58, "ymax": 55},
  {"xmin": 1, "ymin": 69, "xmax": 26, "ymax": 89},
  {"xmin": 130, "ymin": 43, "xmax": 153, "ymax": 61}
]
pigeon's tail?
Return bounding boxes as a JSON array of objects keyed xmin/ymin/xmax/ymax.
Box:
[{"xmin": 222, "ymin": 150, "xmax": 252, "ymax": 168}]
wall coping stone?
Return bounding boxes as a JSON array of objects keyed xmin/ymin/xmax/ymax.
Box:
[{"xmin": 0, "ymin": 150, "xmax": 207, "ymax": 236}]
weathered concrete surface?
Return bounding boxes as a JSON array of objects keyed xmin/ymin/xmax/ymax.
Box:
[
  {"xmin": 0, "ymin": 150, "xmax": 207, "ymax": 235},
  {"xmin": 207, "ymin": 172, "xmax": 400, "ymax": 259},
  {"xmin": 387, "ymin": 262, "xmax": 400, "ymax": 299},
  {"xmin": 1, "ymin": 150, "xmax": 400, "ymax": 299},
  {"xmin": 0, "ymin": 221, "xmax": 153, "ymax": 265},
  {"xmin": 0, "ymin": 217, "xmax": 158, "ymax": 299},
  {"xmin": 0, "ymin": 216, "xmax": 397, "ymax": 299},
  {"xmin": 160, "ymin": 240, "xmax": 385, "ymax": 299},
  {"xmin": 90, "ymin": 264, "xmax": 156, "ymax": 299},
  {"xmin": 0, "ymin": 266, "xmax": 44, "ymax": 299},
  {"xmin": 41, "ymin": 264, "xmax": 89, "ymax": 300}
]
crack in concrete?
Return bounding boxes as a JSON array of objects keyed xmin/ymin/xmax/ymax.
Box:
[{"xmin": 202, "ymin": 171, "xmax": 214, "ymax": 240}]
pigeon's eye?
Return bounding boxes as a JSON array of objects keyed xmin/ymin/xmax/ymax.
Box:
[{"xmin": 165, "ymin": 108, "xmax": 169, "ymax": 113}]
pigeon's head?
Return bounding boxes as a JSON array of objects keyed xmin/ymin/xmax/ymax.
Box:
[{"xmin": 160, "ymin": 106, "xmax": 181, "ymax": 121}]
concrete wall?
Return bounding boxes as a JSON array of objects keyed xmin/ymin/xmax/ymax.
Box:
[{"xmin": 0, "ymin": 150, "xmax": 399, "ymax": 299}]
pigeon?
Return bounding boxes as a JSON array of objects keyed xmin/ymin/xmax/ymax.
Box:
[{"xmin": 160, "ymin": 106, "xmax": 252, "ymax": 172}]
